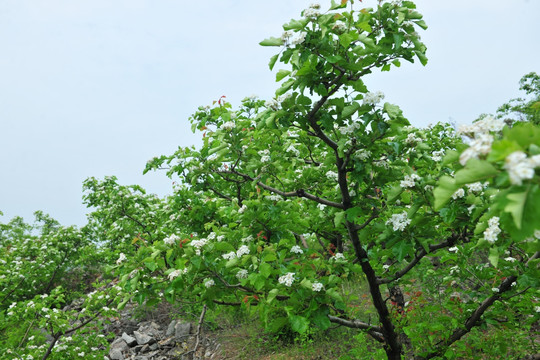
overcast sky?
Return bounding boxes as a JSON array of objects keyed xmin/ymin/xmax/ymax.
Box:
[{"xmin": 1, "ymin": 0, "xmax": 539, "ymax": 227}]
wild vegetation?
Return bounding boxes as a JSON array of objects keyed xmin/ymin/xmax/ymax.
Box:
[{"xmin": 1, "ymin": 1, "xmax": 539, "ymax": 359}]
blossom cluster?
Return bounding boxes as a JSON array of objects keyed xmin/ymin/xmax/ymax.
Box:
[
  {"xmin": 400, "ymin": 174, "xmax": 421, "ymax": 188},
  {"xmin": 363, "ymin": 91, "xmax": 385, "ymax": 106},
  {"xmin": 503, "ymin": 151, "xmax": 540, "ymax": 185},
  {"xmin": 458, "ymin": 115, "xmax": 504, "ymax": 165},
  {"xmin": 484, "ymin": 216, "xmax": 501, "ymax": 243},
  {"xmin": 386, "ymin": 211, "xmax": 411, "ymax": 231},
  {"xmin": 278, "ymin": 272, "xmax": 295, "ymax": 287}
]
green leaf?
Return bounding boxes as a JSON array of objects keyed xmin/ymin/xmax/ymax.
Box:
[
  {"xmin": 269, "ymin": 54, "xmax": 278, "ymax": 70},
  {"xmin": 442, "ymin": 150, "xmax": 459, "ymax": 165},
  {"xmin": 214, "ymin": 242, "xmax": 236, "ymax": 253},
  {"xmin": 488, "ymin": 247, "xmax": 499, "ymax": 268},
  {"xmin": 342, "ymin": 102, "xmax": 360, "ymax": 119},
  {"xmin": 297, "ymin": 95, "xmax": 312, "ymax": 106},
  {"xmin": 289, "ymin": 315, "xmax": 310, "ymax": 334},
  {"xmin": 357, "ymin": 21, "xmax": 372, "ymax": 33},
  {"xmin": 260, "ymin": 262, "xmax": 272, "ymax": 278},
  {"xmin": 413, "ymin": 19, "xmax": 428, "ymax": 30},
  {"xmin": 387, "ymin": 185, "xmax": 404, "ymax": 204},
  {"xmin": 339, "ymin": 31, "xmax": 359, "ymax": 48},
  {"xmin": 267, "ymin": 288, "xmax": 279, "ymax": 304},
  {"xmin": 383, "ymin": 103, "xmax": 403, "ymax": 119},
  {"xmin": 487, "ymin": 140, "xmax": 522, "ymax": 162},
  {"xmin": 334, "ymin": 211, "xmax": 346, "ymax": 227},
  {"xmin": 260, "ymin": 37, "xmax": 284, "ymax": 47},
  {"xmin": 504, "ymin": 191, "xmax": 527, "ymax": 229},
  {"xmin": 300, "ymin": 278, "xmax": 313, "ymax": 290},
  {"xmin": 283, "ymin": 18, "xmax": 308, "ymax": 30},
  {"xmin": 330, "ymin": 0, "xmax": 348, "ymax": 10},
  {"xmin": 454, "ymin": 159, "xmax": 498, "ymax": 185},
  {"xmin": 276, "ymin": 69, "xmax": 291, "ymax": 82},
  {"xmin": 357, "ymin": 34, "xmax": 376, "ymax": 48},
  {"xmin": 144, "ymin": 259, "xmax": 157, "ymax": 272},
  {"xmin": 276, "ymin": 78, "xmax": 295, "ymax": 96},
  {"xmin": 434, "ymin": 175, "xmax": 459, "ymax": 210},
  {"xmin": 393, "ymin": 33, "xmax": 403, "ymax": 50}
]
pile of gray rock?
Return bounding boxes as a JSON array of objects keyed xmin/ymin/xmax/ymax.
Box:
[{"xmin": 104, "ymin": 305, "xmax": 222, "ymax": 360}]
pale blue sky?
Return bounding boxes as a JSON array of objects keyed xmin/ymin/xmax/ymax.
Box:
[{"xmin": 1, "ymin": 0, "xmax": 539, "ymax": 226}]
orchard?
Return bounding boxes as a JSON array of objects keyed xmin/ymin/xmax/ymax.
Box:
[{"xmin": 1, "ymin": 1, "xmax": 539, "ymax": 359}]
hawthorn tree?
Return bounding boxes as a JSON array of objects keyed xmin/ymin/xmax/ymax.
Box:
[{"xmin": 102, "ymin": 1, "xmax": 539, "ymax": 359}]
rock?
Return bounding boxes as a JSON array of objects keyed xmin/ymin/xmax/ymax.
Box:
[
  {"xmin": 121, "ymin": 332, "xmax": 137, "ymax": 347},
  {"xmin": 175, "ymin": 322, "xmax": 191, "ymax": 339},
  {"xmin": 166, "ymin": 320, "xmax": 177, "ymax": 336},
  {"xmin": 133, "ymin": 330, "xmax": 154, "ymax": 345},
  {"xmin": 108, "ymin": 338, "xmax": 128, "ymax": 360}
]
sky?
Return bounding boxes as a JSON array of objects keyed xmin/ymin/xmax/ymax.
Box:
[{"xmin": 1, "ymin": 0, "xmax": 539, "ymax": 227}]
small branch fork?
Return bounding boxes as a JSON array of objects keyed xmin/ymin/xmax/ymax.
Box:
[
  {"xmin": 415, "ymin": 251, "xmax": 540, "ymax": 360},
  {"xmin": 184, "ymin": 304, "xmax": 208, "ymax": 358}
]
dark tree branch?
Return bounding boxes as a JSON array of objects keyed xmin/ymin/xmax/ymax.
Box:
[{"xmin": 328, "ymin": 315, "xmax": 385, "ymax": 343}]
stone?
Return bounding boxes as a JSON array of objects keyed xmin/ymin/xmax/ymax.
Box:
[
  {"xmin": 175, "ymin": 322, "xmax": 191, "ymax": 339},
  {"xmin": 133, "ymin": 330, "xmax": 154, "ymax": 345},
  {"xmin": 121, "ymin": 332, "xmax": 137, "ymax": 347},
  {"xmin": 108, "ymin": 338, "xmax": 128, "ymax": 360},
  {"xmin": 166, "ymin": 320, "xmax": 177, "ymax": 337}
]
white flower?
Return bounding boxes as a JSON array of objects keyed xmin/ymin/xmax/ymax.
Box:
[
  {"xmin": 236, "ymin": 269, "xmax": 248, "ymax": 279},
  {"xmin": 459, "ymin": 133, "xmax": 494, "ymax": 165},
  {"xmin": 238, "ymin": 204, "xmax": 247, "ymax": 214},
  {"xmin": 204, "ymin": 279, "xmax": 215, "ymax": 288},
  {"xmin": 291, "ymin": 245, "xmax": 303, "ymax": 254},
  {"xmin": 405, "ymin": 133, "xmax": 421, "ymax": 144},
  {"xmin": 278, "ymin": 272, "xmax": 295, "ymax": 287},
  {"xmin": 504, "ymin": 257, "xmax": 517, "ymax": 262},
  {"xmin": 535, "ymin": 306, "xmax": 540, "ymax": 313},
  {"xmin": 292, "ymin": 32, "xmax": 306, "ymax": 45},
  {"xmin": 382, "ymin": 264, "xmax": 390, "ymax": 270},
  {"xmin": 281, "ymin": 30, "xmax": 293, "ymax": 41},
  {"xmin": 362, "ymin": 91, "xmax": 385, "ymax": 106},
  {"xmin": 164, "ymin": 234, "xmax": 180, "ymax": 245},
  {"xmin": 267, "ymin": 194, "xmax": 283, "ymax": 201},
  {"xmin": 265, "ymin": 99, "xmax": 280, "ymax": 111},
  {"xmin": 466, "ymin": 182, "xmax": 483, "ymax": 193},
  {"xmin": 355, "ymin": 149, "xmax": 371, "ymax": 161},
  {"xmin": 483, "ymin": 216, "xmax": 501, "ymax": 243},
  {"xmin": 326, "ymin": 171, "xmax": 338, "ymax": 181},
  {"xmin": 304, "ymin": 7, "xmax": 320, "ymax": 19},
  {"xmin": 386, "ymin": 211, "xmax": 411, "ymax": 231},
  {"xmin": 220, "ymin": 121, "xmax": 235, "ymax": 131},
  {"xmin": 317, "ymin": 203, "xmax": 327, "ymax": 211},
  {"xmin": 491, "ymin": 287, "xmax": 500, "ymax": 293},
  {"xmin": 535, "ymin": 230, "xmax": 540, "ymax": 239},
  {"xmin": 168, "ymin": 269, "xmax": 182, "ymax": 281},
  {"xmin": 448, "ymin": 246, "xmax": 459, "ymax": 253},
  {"xmin": 400, "ymin": 174, "xmax": 421, "ymax": 188},
  {"xmin": 451, "ymin": 188, "xmax": 465, "ymax": 199},
  {"xmin": 222, "ymin": 252, "xmax": 237, "ymax": 260},
  {"xmin": 286, "ymin": 144, "xmax": 300, "ymax": 157},
  {"xmin": 116, "ymin": 253, "xmax": 127, "ymax": 265},
  {"xmin": 333, "ymin": 252, "xmax": 345, "ymax": 260},
  {"xmin": 431, "ymin": 149, "xmax": 445, "ymax": 162},
  {"xmin": 312, "ymin": 282, "xmax": 323, "ymax": 292},
  {"xmin": 236, "ymin": 245, "xmax": 250, "ymax": 257},
  {"xmin": 504, "ymin": 151, "xmax": 536, "ymax": 185}
]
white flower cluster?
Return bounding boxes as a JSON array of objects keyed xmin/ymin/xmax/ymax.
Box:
[
  {"xmin": 259, "ymin": 149, "xmax": 271, "ymax": 163},
  {"xmin": 431, "ymin": 149, "xmax": 445, "ymax": 162},
  {"xmin": 236, "ymin": 245, "xmax": 250, "ymax": 257},
  {"xmin": 168, "ymin": 269, "xmax": 182, "ymax": 281},
  {"xmin": 236, "ymin": 269, "xmax": 248, "ymax": 279},
  {"xmin": 405, "ymin": 133, "xmax": 421, "ymax": 144},
  {"xmin": 363, "ymin": 91, "xmax": 385, "ymax": 106},
  {"xmin": 338, "ymin": 121, "xmax": 361, "ymax": 135},
  {"xmin": 312, "ymin": 282, "xmax": 323, "ymax": 292},
  {"xmin": 278, "ymin": 272, "xmax": 295, "ymax": 287},
  {"xmin": 267, "ymin": 194, "xmax": 283, "ymax": 201},
  {"xmin": 163, "ymin": 234, "xmax": 180, "ymax": 246},
  {"xmin": 400, "ymin": 174, "xmax": 421, "ymax": 188},
  {"xmin": 355, "ymin": 149, "xmax": 371, "ymax": 161},
  {"xmin": 238, "ymin": 204, "xmax": 247, "ymax": 214},
  {"xmin": 326, "ymin": 170, "xmax": 338, "ymax": 181},
  {"xmin": 333, "ymin": 252, "xmax": 345, "ymax": 260},
  {"xmin": 458, "ymin": 116, "xmax": 504, "ymax": 165},
  {"xmin": 503, "ymin": 151, "xmax": 540, "ymax": 185},
  {"xmin": 265, "ymin": 99, "xmax": 280, "ymax": 111},
  {"xmin": 386, "ymin": 211, "xmax": 411, "ymax": 231},
  {"xmin": 222, "ymin": 252, "xmax": 236, "ymax": 260},
  {"xmin": 204, "ymin": 279, "xmax": 215, "ymax": 288},
  {"xmin": 466, "ymin": 182, "xmax": 485, "ymax": 193},
  {"xmin": 220, "ymin": 121, "xmax": 235, "ymax": 131},
  {"xmin": 291, "ymin": 245, "xmax": 303, "ymax": 254},
  {"xmin": 116, "ymin": 253, "xmax": 127, "ymax": 265},
  {"xmin": 304, "ymin": 3, "xmax": 321, "ymax": 19},
  {"xmin": 292, "ymin": 32, "xmax": 306, "ymax": 45},
  {"xmin": 451, "ymin": 188, "xmax": 465, "ymax": 199},
  {"xmin": 281, "ymin": 30, "xmax": 293, "ymax": 42},
  {"xmin": 483, "ymin": 216, "xmax": 501, "ymax": 243},
  {"xmin": 286, "ymin": 144, "xmax": 300, "ymax": 157},
  {"xmin": 191, "ymin": 238, "xmax": 208, "ymax": 255}
]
